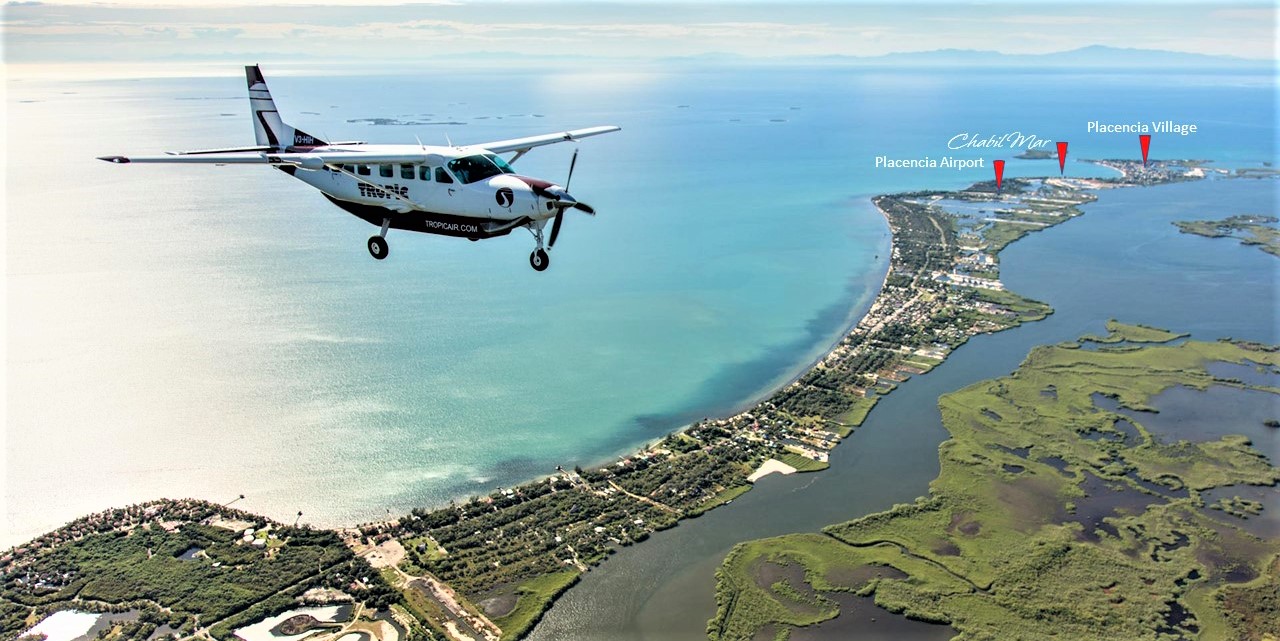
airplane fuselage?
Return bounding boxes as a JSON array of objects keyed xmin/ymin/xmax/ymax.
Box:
[{"xmin": 285, "ymin": 143, "xmax": 561, "ymax": 240}]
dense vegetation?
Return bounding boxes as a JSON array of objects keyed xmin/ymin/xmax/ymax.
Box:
[
  {"xmin": 1, "ymin": 500, "xmax": 397, "ymax": 640},
  {"xmin": 872, "ymin": 194, "xmax": 957, "ymax": 275}
]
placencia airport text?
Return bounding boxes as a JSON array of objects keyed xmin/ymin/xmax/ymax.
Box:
[{"xmin": 875, "ymin": 156, "xmax": 987, "ymax": 170}]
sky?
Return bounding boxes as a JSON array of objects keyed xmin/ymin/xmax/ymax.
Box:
[{"xmin": 2, "ymin": 2, "xmax": 1277, "ymax": 66}]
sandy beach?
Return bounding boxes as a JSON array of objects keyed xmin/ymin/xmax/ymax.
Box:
[{"xmin": 746, "ymin": 459, "xmax": 798, "ymax": 483}]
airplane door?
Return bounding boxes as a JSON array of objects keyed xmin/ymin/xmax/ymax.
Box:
[
  {"xmin": 435, "ymin": 167, "xmax": 458, "ymax": 212},
  {"xmin": 435, "ymin": 168, "xmax": 455, "ymax": 194}
]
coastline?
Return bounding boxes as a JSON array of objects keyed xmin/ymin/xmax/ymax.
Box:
[
  {"xmin": 578, "ymin": 219, "xmax": 894, "ymax": 477},
  {"xmin": 2, "ymin": 159, "xmax": 1211, "ymax": 641}
]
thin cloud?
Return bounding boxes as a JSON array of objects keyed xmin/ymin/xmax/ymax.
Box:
[{"xmin": 3, "ymin": 2, "xmax": 1275, "ymax": 61}]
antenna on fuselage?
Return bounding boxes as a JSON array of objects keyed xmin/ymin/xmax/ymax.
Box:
[{"xmin": 445, "ymin": 133, "xmax": 453, "ymax": 147}]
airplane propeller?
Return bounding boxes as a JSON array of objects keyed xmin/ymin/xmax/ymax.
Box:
[
  {"xmin": 548, "ymin": 148, "xmax": 594, "ymax": 249},
  {"xmin": 549, "ymin": 209, "xmax": 565, "ymax": 248}
]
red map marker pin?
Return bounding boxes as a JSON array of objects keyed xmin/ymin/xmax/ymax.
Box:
[
  {"xmin": 1056, "ymin": 141, "xmax": 1068, "ymax": 175},
  {"xmin": 993, "ymin": 159, "xmax": 1006, "ymax": 192},
  {"xmin": 1140, "ymin": 134, "xmax": 1151, "ymax": 167}
]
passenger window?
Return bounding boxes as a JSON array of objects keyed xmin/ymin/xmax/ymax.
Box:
[
  {"xmin": 435, "ymin": 167, "xmax": 454, "ymax": 184},
  {"xmin": 380, "ymin": 164, "xmax": 393, "ymax": 178},
  {"xmin": 401, "ymin": 164, "xmax": 415, "ymax": 180},
  {"xmin": 419, "ymin": 166, "xmax": 431, "ymax": 181},
  {"xmin": 356, "ymin": 165, "xmax": 371, "ymax": 176}
]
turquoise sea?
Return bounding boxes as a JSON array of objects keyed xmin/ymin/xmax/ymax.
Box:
[{"xmin": 4, "ymin": 64, "xmax": 1275, "ymax": 547}]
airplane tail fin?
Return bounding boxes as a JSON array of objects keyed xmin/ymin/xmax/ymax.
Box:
[{"xmin": 246, "ymin": 65, "xmax": 326, "ymax": 150}]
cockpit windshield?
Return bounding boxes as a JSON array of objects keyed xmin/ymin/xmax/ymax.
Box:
[
  {"xmin": 485, "ymin": 154, "xmax": 514, "ymax": 174},
  {"xmin": 447, "ymin": 154, "xmax": 514, "ymax": 184}
]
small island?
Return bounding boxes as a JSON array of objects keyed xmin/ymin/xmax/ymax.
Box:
[
  {"xmin": 1014, "ymin": 149, "xmax": 1055, "ymax": 160},
  {"xmin": 1174, "ymin": 214, "xmax": 1280, "ymax": 257}
]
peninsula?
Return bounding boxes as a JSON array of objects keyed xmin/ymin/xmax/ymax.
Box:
[
  {"xmin": 1174, "ymin": 214, "xmax": 1280, "ymax": 257},
  {"xmin": 2, "ymin": 159, "xmax": 1225, "ymax": 641}
]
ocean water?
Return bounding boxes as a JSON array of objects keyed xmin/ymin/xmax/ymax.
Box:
[{"xmin": 4, "ymin": 65, "xmax": 1275, "ymax": 546}]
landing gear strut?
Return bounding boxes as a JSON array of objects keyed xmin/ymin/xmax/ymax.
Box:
[
  {"xmin": 368, "ymin": 218, "xmax": 390, "ymax": 260},
  {"xmin": 527, "ymin": 224, "xmax": 550, "ymax": 272}
]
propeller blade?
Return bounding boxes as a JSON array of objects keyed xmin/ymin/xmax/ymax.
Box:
[
  {"xmin": 566, "ymin": 148, "xmax": 579, "ymax": 191},
  {"xmin": 572, "ymin": 202, "xmax": 595, "ymax": 215},
  {"xmin": 548, "ymin": 211, "xmax": 565, "ymax": 247}
]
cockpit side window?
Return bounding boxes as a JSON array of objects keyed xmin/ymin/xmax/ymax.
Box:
[
  {"xmin": 435, "ymin": 167, "xmax": 455, "ymax": 184},
  {"xmin": 419, "ymin": 166, "xmax": 431, "ymax": 181}
]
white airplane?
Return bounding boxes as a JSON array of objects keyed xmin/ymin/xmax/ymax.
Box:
[{"xmin": 98, "ymin": 65, "xmax": 619, "ymax": 271}]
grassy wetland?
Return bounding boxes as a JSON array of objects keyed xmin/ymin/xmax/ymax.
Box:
[{"xmin": 709, "ymin": 324, "xmax": 1280, "ymax": 641}]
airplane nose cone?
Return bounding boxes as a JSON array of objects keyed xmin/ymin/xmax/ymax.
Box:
[
  {"xmin": 538, "ymin": 192, "xmax": 570, "ymax": 214},
  {"xmin": 540, "ymin": 188, "xmax": 594, "ymax": 215},
  {"xmin": 505, "ymin": 175, "xmax": 591, "ymax": 215}
]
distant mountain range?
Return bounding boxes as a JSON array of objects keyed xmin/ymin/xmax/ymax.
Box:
[
  {"xmin": 661, "ymin": 45, "xmax": 1273, "ymax": 68},
  {"xmin": 134, "ymin": 45, "xmax": 1273, "ymax": 70}
]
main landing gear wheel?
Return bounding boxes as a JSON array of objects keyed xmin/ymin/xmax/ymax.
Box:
[
  {"xmin": 529, "ymin": 248, "xmax": 550, "ymax": 272},
  {"xmin": 368, "ymin": 236, "xmax": 388, "ymax": 260}
]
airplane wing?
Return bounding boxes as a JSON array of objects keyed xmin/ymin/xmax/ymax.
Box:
[
  {"xmin": 97, "ymin": 151, "xmax": 436, "ymax": 167},
  {"xmin": 97, "ymin": 125, "xmax": 620, "ymax": 165},
  {"xmin": 473, "ymin": 126, "xmax": 621, "ymax": 155}
]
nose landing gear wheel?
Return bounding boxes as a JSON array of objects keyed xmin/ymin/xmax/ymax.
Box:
[
  {"xmin": 368, "ymin": 236, "xmax": 388, "ymax": 260},
  {"xmin": 529, "ymin": 248, "xmax": 550, "ymax": 271}
]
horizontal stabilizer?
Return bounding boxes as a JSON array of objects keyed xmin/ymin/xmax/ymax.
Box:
[{"xmin": 97, "ymin": 152, "xmax": 271, "ymax": 164}]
